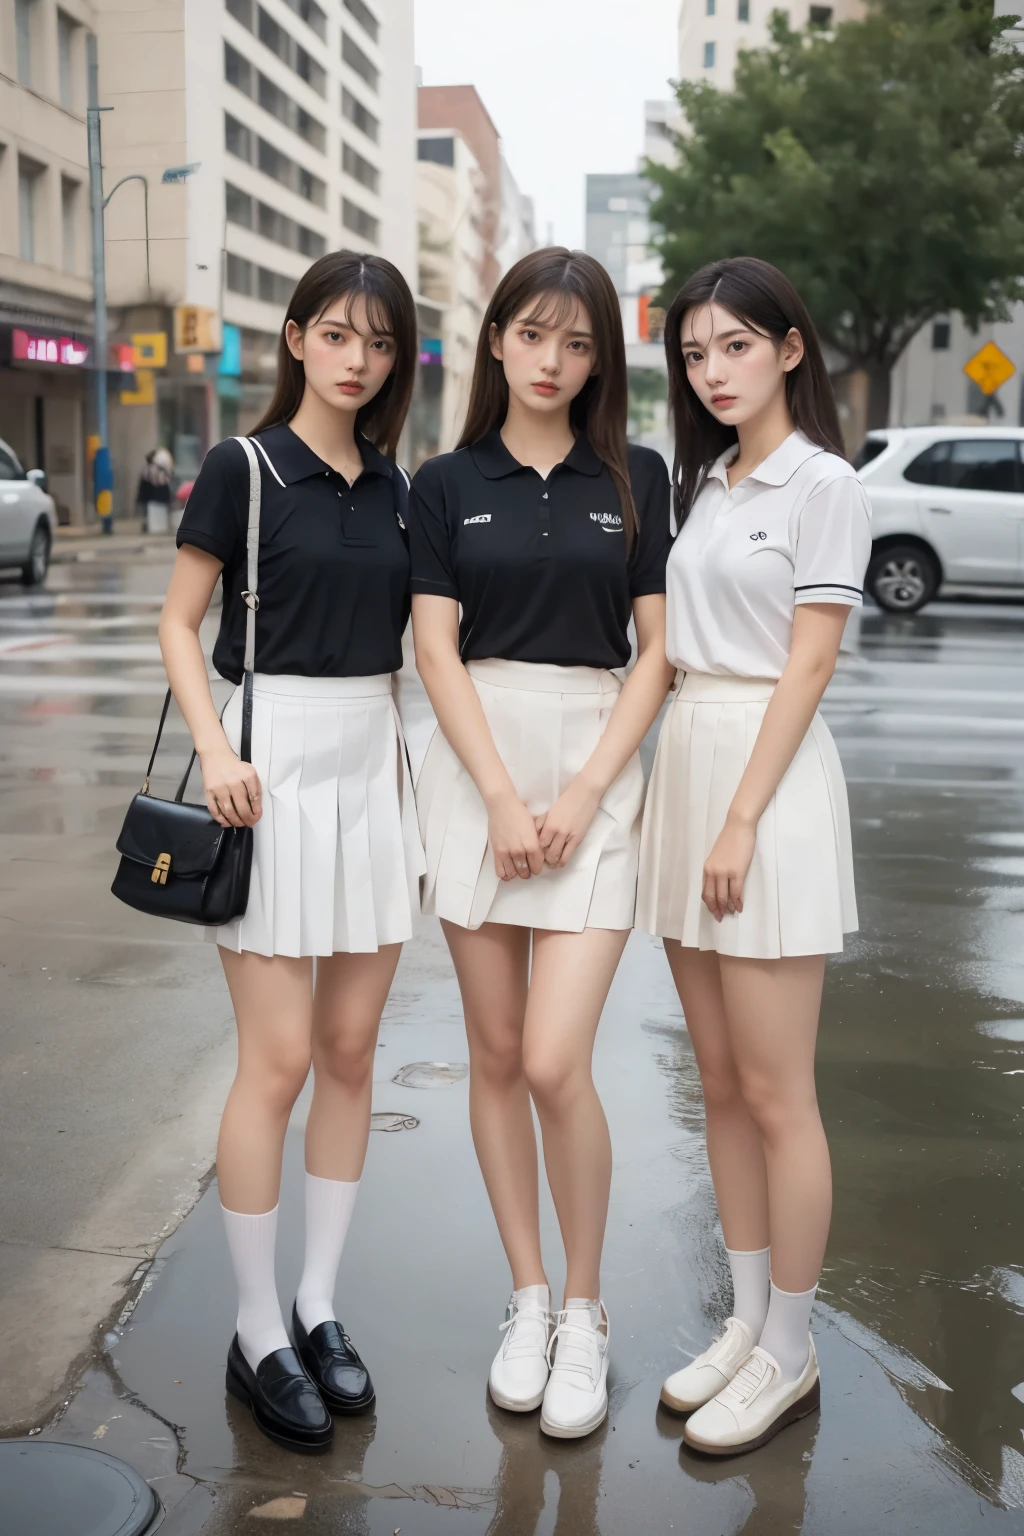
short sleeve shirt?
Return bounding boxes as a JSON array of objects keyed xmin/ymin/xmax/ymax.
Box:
[
  {"xmin": 665, "ymin": 430, "xmax": 872, "ymax": 679},
  {"xmin": 176, "ymin": 424, "xmax": 410, "ymax": 683},
  {"xmin": 407, "ymin": 431, "xmax": 671, "ymax": 670}
]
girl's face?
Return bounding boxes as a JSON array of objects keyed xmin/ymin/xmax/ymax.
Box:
[
  {"xmin": 286, "ymin": 293, "xmax": 396, "ymax": 417},
  {"xmin": 680, "ymin": 302, "xmax": 803, "ymax": 428},
  {"xmin": 491, "ymin": 297, "xmax": 597, "ymax": 417}
]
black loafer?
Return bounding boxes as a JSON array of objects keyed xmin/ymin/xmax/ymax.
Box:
[
  {"xmin": 291, "ymin": 1303, "xmax": 376, "ymax": 1415},
  {"xmin": 225, "ymin": 1335, "xmax": 333, "ymax": 1453}
]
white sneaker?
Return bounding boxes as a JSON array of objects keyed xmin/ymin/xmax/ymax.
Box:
[
  {"xmin": 488, "ymin": 1285, "xmax": 552, "ymax": 1412},
  {"xmin": 683, "ymin": 1337, "xmax": 820, "ymax": 1456},
  {"xmin": 539, "ymin": 1300, "xmax": 609, "ymax": 1440},
  {"xmin": 660, "ymin": 1316, "xmax": 756, "ymax": 1414}
]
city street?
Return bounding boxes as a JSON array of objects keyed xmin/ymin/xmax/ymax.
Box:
[{"xmin": 2, "ymin": 540, "xmax": 1024, "ymax": 1533}]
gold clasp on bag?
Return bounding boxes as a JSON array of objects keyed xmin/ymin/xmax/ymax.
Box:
[{"xmin": 151, "ymin": 852, "xmax": 172, "ymax": 885}]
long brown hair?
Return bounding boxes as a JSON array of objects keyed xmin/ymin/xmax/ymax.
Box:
[
  {"xmin": 664, "ymin": 257, "xmax": 845, "ymax": 527},
  {"xmin": 252, "ymin": 250, "xmax": 417, "ymax": 457},
  {"xmin": 457, "ymin": 247, "xmax": 636, "ymax": 547}
]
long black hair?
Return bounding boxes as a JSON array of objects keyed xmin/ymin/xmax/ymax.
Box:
[
  {"xmin": 664, "ymin": 257, "xmax": 845, "ymax": 527},
  {"xmin": 253, "ymin": 250, "xmax": 417, "ymax": 457},
  {"xmin": 457, "ymin": 247, "xmax": 637, "ymax": 549}
]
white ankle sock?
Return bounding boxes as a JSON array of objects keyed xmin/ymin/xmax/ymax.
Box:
[
  {"xmin": 221, "ymin": 1203, "xmax": 291, "ymax": 1371},
  {"xmin": 295, "ymin": 1173, "xmax": 360, "ymax": 1332},
  {"xmin": 758, "ymin": 1279, "xmax": 817, "ymax": 1380},
  {"xmin": 725, "ymin": 1245, "xmax": 770, "ymax": 1336}
]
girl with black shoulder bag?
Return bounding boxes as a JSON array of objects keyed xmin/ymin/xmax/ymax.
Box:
[{"xmin": 153, "ymin": 252, "xmax": 424, "ymax": 1453}]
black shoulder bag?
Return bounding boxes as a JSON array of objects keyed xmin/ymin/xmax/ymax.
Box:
[{"xmin": 111, "ymin": 436, "xmax": 262, "ymax": 925}]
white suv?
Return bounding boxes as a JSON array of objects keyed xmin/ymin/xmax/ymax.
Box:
[
  {"xmin": 0, "ymin": 435, "xmax": 56, "ymax": 585},
  {"xmin": 855, "ymin": 425, "xmax": 1024, "ymax": 613}
]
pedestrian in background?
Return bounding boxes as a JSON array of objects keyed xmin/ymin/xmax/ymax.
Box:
[
  {"xmin": 638, "ymin": 256, "xmax": 871, "ymax": 1455},
  {"xmin": 158, "ymin": 252, "xmax": 422, "ymax": 1453},
  {"xmin": 136, "ymin": 446, "xmax": 174, "ymax": 534},
  {"xmin": 408, "ymin": 248, "xmax": 674, "ymax": 1440}
]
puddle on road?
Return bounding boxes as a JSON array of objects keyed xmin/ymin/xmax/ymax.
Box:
[
  {"xmin": 370, "ymin": 1112, "xmax": 420, "ymax": 1133},
  {"xmin": 978, "ymin": 1020, "xmax": 1024, "ymax": 1043},
  {"xmin": 391, "ymin": 1061, "xmax": 469, "ymax": 1089}
]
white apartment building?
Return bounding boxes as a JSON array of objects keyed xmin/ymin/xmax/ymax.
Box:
[
  {"xmin": 0, "ymin": 0, "xmax": 98, "ymax": 520},
  {"xmin": 679, "ymin": 0, "xmax": 862, "ymax": 91}
]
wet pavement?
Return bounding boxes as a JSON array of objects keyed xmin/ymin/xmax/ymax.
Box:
[{"xmin": 3, "ymin": 547, "xmax": 1024, "ymax": 1534}]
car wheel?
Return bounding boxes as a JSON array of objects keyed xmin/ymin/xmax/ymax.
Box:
[
  {"xmin": 866, "ymin": 543, "xmax": 940, "ymax": 614},
  {"xmin": 21, "ymin": 523, "xmax": 51, "ymax": 586}
]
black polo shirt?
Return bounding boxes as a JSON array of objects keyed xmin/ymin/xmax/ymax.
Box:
[
  {"xmin": 407, "ymin": 431, "xmax": 671, "ymax": 669},
  {"xmin": 176, "ymin": 424, "xmax": 409, "ymax": 683}
]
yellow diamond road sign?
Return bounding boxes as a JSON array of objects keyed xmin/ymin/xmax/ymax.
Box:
[{"xmin": 963, "ymin": 340, "xmax": 1015, "ymax": 397}]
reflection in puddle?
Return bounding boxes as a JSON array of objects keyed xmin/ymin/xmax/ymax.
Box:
[
  {"xmin": 977, "ymin": 1020, "xmax": 1024, "ymax": 1043},
  {"xmin": 391, "ymin": 1061, "xmax": 469, "ymax": 1089},
  {"xmin": 370, "ymin": 1111, "xmax": 420, "ymax": 1133}
]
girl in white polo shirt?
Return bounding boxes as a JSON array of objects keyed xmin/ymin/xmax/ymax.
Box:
[{"xmin": 637, "ymin": 257, "xmax": 871, "ymax": 1456}]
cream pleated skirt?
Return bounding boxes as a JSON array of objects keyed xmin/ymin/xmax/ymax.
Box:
[
  {"xmin": 416, "ymin": 658, "xmax": 645, "ymax": 932},
  {"xmin": 636, "ymin": 671, "xmax": 857, "ymax": 958},
  {"xmin": 213, "ymin": 673, "xmax": 426, "ymax": 958}
]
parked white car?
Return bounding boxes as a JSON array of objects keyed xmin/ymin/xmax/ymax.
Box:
[
  {"xmin": 0, "ymin": 435, "xmax": 57, "ymax": 586},
  {"xmin": 855, "ymin": 425, "xmax": 1024, "ymax": 613}
]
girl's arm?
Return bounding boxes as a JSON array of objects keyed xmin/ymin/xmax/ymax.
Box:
[
  {"xmin": 412, "ymin": 593, "xmax": 544, "ymax": 882},
  {"xmin": 157, "ymin": 545, "xmax": 261, "ymax": 829},
  {"xmin": 702, "ymin": 602, "xmax": 850, "ymax": 920},
  {"xmin": 535, "ymin": 594, "xmax": 676, "ymax": 867}
]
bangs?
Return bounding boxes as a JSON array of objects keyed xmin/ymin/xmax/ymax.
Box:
[
  {"xmin": 516, "ymin": 286, "xmax": 587, "ymax": 334},
  {"xmin": 315, "ymin": 282, "xmax": 396, "ymax": 337}
]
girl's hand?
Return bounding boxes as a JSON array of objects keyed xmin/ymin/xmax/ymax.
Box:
[
  {"xmin": 702, "ymin": 815, "xmax": 756, "ymax": 922},
  {"xmin": 535, "ymin": 775, "xmax": 603, "ymax": 869},
  {"xmin": 488, "ymin": 790, "xmax": 545, "ymax": 882},
  {"xmin": 199, "ymin": 746, "xmax": 262, "ymax": 828}
]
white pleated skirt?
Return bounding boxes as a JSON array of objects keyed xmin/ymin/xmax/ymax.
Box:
[
  {"xmin": 636, "ymin": 671, "xmax": 857, "ymax": 958},
  {"xmin": 416, "ymin": 658, "xmax": 645, "ymax": 932},
  {"xmin": 212, "ymin": 673, "xmax": 426, "ymax": 958}
]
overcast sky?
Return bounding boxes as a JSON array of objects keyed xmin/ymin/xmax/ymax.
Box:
[{"xmin": 413, "ymin": 0, "xmax": 682, "ymax": 250}]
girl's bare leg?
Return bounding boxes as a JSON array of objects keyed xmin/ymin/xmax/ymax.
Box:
[
  {"xmin": 523, "ymin": 927, "xmax": 629, "ymax": 1302},
  {"xmin": 441, "ymin": 919, "xmax": 543, "ymax": 1288}
]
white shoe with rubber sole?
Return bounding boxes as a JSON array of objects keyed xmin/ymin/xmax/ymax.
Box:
[
  {"xmin": 488, "ymin": 1285, "xmax": 552, "ymax": 1412},
  {"xmin": 660, "ymin": 1316, "xmax": 756, "ymax": 1414},
  {"xmin": 682, "ymin": 1337, "xmax": 820, "ymax": 1456},
  {"xmin": 540, "ymin": 1300, "xmax": 609, "ymax": 1440}
]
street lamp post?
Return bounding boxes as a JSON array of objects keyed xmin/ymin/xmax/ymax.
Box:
[{"xmin": 86, "ymin": 33, "xmax": 113, "ymax": 534}]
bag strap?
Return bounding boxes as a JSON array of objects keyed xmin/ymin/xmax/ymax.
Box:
[{"xmin": 143, "ymin": 436, "xmax": 262, "ymax": 801}]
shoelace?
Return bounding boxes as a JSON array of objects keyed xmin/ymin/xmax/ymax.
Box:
[
  {"xmin": 721, "ymin": 1348, "xmax": 772, "ymax": 1407},
  {"xmin": 498, "ymin": 1298, "xmax": 551, "ymax": 1359},
  {"xmin": 546, "ymin": 1306, "xmax": 608, "ymax": 1388}
]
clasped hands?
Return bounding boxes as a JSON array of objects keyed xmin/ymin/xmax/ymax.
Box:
[{"xmin": 487, "ymin": 775, "xmax": 603, "ymax": 883}]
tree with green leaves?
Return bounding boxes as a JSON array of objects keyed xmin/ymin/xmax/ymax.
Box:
[{"xmin": 648, "ymin": 0, "xmax": 1024, "ymax": 427}]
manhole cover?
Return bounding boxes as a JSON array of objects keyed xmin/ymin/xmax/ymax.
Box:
[
  {"xmin": 391, "ymin": 1061, "xmax": 469, "ymax": 1089},
  {"xmin": 370, "ymin": 1111, "xmax": 420, "ymax": 1132},
  {"xmin": 0, "ymin": 1441, "xmax": 157, "ymax": 1536}
]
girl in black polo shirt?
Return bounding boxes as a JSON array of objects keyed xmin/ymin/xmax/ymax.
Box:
[
  {"xmin": 159, "ymin": 252, "xmax": 424, "ymax": 1452},
  {"xmin": 408, "ymin": 248, "xmax": 675, "ymax": 1440}
]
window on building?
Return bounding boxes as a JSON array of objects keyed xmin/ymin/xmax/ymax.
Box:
[
  {"xmin": 343, "ymin": 142, "xmax": 380, "ymax": 193},
  {"xmin": 15, "ymin": 0, "xmax": 35, "ymax": 87},
  {"xmin": 228, "ymin": 184, "xmax": 326, "ymax": 257},
  {"xmin": 903, "ymin": 438, "xmax": 1023, "ymax": 493},
  {"xmin": 931, "ymin": 319, "xmax": 951, "ymax": 351},
  {"xmin": 706, "ymin": 0, "xmax": 716, "ymax": 14},
  {"xmin": 225, "ymin": 182, "xmax": 254, "ymax": 228},
  {"xmin": 224, "ymin": 41, "xmax": 253, "ymax": 95},
  {"xmin": 342, "ymin": 197, "xmax": 379, "ymax": 244},
  {"xmin": 703, "ymin": 40, "xmax": 716, "ymax": 68},
  {"xmin": 57, "ymin": 10, "xmax": 78, "ymax": 109},
  {"xmin": 738, "ymin": 0, "xmax": 750, "ymax": 20},
  {"xmin": 344, "ymin": 0, "xmax": 379, "ymax": 43},
  {"xmin": 18, "ymin": 158, "xmax": 42, "ymax": 262},
  {"xmin": 225, "ymin": 113, "xmax": 254, "ymax": 163},
  {"xmin": 61, "ymin": 176, "xmax": 79, "ymax": 272},
  {"xmin": 342, "ymin": 32, "xmax": 379, "ymax": 90},
  {"xmin": 418, "ymin": 136, "xmax": 455, "ymax": 168},
  {"xmin": 225, "ymin": 43, "xmax": 326, "ymax": 152},
  {"xmin": 280, "ymin": 0, "xmax": 327, "ymax": 41},
  {"xmin": 258, "ymin": 266, "xmax": 296, "ymax": 305},
  {"xmin": 227, "ymin": 252, "xmax": 254, "ymax": 295},
  {"xmin": 808, "ymin": 5, "xmax": 833, "ymax": 25},
  {"xmin": 342, "ymin": 87, "xmax": 379, "ymax": 142},
  {"xmin": 257, "ymin": 7, "xmax": 326, "ymax": 96},
  {"xmin": 226, "ymin": 113, "xmax": 327, "ymax": 205}
]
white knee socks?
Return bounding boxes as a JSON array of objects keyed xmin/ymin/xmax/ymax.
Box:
[
  {"xmin": 295, "ymin": 1173, "xmax": 360, "ymax": 1333},
  {"xmin": 758, "ymin": 1279, "xmax": 817, "ymax": 1380},
  {"xmin": 725, "ymin": 1245, "xmax": 770, "ymax": 1336},
  {"xmin": 221, "ymin": 1203, "xmax": 291, "ymax": 1371}
]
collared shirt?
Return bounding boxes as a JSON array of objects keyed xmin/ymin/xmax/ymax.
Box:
[
  {"xmin": 665, "ymin": 429, "xmax": 872, "ymax": 680},
  {"xmin": 176, "ymin": 423, "xmax": 409, "ymax": 683},
  {"xmin": 407, "ymin": 430, "xmax": 671, "ymax": 669}
]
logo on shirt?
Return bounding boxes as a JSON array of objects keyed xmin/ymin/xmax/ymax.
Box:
[
  {"xmin": 590, "ymin": 512, "xmax": 623, "ymax": 533},
  {"xmin": 464, "ymin": 514, "xmax": 491, "ymax": 525},
  {"xmin": 749, "ymin": 530, "xmax": 767, "ymax": 541}
]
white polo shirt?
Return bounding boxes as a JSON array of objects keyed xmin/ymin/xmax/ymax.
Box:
[{"xmin": 665, "ymin": 430, "xmax": 872, "ymax": 680}]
